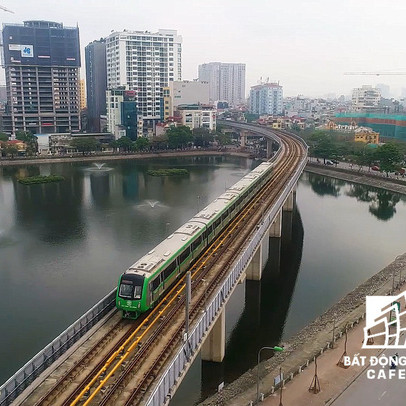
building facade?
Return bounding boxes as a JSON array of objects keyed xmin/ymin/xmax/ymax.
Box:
[
  {"xmin": 106, "ymin": 87, "xmax": 140, "ymax": 140},
  {"xmin": 175, "ymin": 104, "xmax": 216, "ymax": 131},
  {"xmin": 250, "ymin": 83, "xmax": 283, "ymax": 115},
  {"xmin": 85, "ymin": 39, "xmax": 107, "ymax": 132},
  {"xmin": 354, "ymin": 127, "xmax": 380, "ymax": 144},
  {"xmin": 2, "ymin": 20, "xmax": 81, "ymax": 135},
  {"xmin": 79, "ymin": 79, "xmax": 86, "ymax": 111},
  {"xmin": 163, "ymin": 80, "xmax": 210, "ymax": 119},
  {"xmin": 352, "ymin": 85, "xmax": 381, "ymax": 112},
  {"xmin": 198, "ymin": 62, "xmax": 245, "ymax": 107},
  {"xmin": 105, "ymin": 29, "xmax": 182, "ymax": 131}
]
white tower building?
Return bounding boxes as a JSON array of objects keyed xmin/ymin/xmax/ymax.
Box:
[{"xmin": 106, "ymin": 29, "xmax": 182, "ymax": 128}]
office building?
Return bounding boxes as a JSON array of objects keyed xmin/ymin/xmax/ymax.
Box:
[
  {"xmin": 352, "ymin": 85, "xmax": 381, "ymax": 112},
  {"xmin": 250, "ymin": 83, "xmax": 283, "ymax": 115},
  {"xmin": 198, "ymin": 62, "xmax": 245, "ymax": 106},
  {"xmin": 105, "ymin": 29, "xmax": 182, "ymax": 132},
  {"xmin": 85, "ymin": 39, "xmax": 107, "ymax": 132},
  {"xmin": 106, "ymin": 87, "xmax": 140, "ymax": 140},
  {"xmin": 2, "ymin": 20, "xmax": 81, "ymax": 135}
]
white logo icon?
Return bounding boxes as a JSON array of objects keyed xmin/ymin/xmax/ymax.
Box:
[{"xmin": 363, "ymin": 291, "xmax": 406, "ymax": 348}]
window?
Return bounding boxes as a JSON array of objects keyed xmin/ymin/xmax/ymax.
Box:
[
  {"xmin": 191, "ymin": 236, "xmax": 202, "ymax": 251},
  {"xmin": 179, "ymin": 247, "xmax": 191, "ymax": 263},
  {"xmin": 151, "ymin": 275, "xmax": 161, "ymax": 291},
  {"xmin": 163, "ymin": 261, "xmax": 176, "ymax": 280}
]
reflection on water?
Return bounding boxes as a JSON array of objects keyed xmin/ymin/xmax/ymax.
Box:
[
  {"xmin": 307, "ymin": 173, "xmax": 344, "ymax": 197},
  {"xmin": 0, "ymin": 156, "xmax": 257, "ymax": 385}
]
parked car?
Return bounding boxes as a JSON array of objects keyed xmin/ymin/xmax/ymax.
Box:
[
  {"xmin": 395, "ymin": 168, "xmax": 406, "ymax": 176},
  {"xmin": 371, "ymin": 165, "xmax": 380, "ymax": 171},
  {"xmin": 325, "ymin": 160, "xmax": 334, "ymax": 165}
]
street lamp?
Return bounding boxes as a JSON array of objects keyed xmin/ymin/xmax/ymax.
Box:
[{"xmin": 256, "ymin": 346, "xmax": 284, "ymax": 403}]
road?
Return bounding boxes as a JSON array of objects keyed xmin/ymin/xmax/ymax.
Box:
[{"xmin": 332, "ymin": 345, "xmax": 406, "ymax": 405}]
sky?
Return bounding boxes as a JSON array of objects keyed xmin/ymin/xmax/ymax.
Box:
[{"xmin": 2, "ymin": 0, "xmax": 406, "ymax": 98}]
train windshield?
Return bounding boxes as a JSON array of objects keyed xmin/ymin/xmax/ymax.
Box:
[{"xmin": 119, "ymin": 274, "xmax": 144, "ymax": 300}]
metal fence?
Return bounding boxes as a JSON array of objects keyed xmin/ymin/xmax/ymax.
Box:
[
  {"xmin": 0, "ymin": 289, "xmax": 117, "ymax": 406},
  {"xmin": 147, "ymin": 127, "xmax": 308, "ymax": 405}
]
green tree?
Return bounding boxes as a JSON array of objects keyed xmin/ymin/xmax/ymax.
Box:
[
  {"xmin": 166, "ymin": 126, "xmax": 193, "ymax": 149},
  {"xmin": 4, "ymin": 144, "xmax": 18, "ymax": 158},
  {"xmin": 0, "ymin": 133, "xmax": 8, "ymax": 142},
  {"xmin": 151, "ymin": 134, "xmax": 168, "ymax": 150},
  {"xmin": 16, "ymin": 130, "xmax": 38, "ymax": 154},
  {"xmin": 192, "ymin": 127, "xmax": 213, "ymax": 147},
  {"xmin": 375, "ymin": 143, "xmax": 403, "ymax": 176},
  {"xmin": 116, "ymin": 136, "xmax": 134, "ymax": 152},
  {"xmin": 134, "ymin": 137, "xmax": 150, "ymax": 151},
  {"xmin": 216, "ymin": 132, "xmax": 232, "ymax": 146},
  {"xmin": 70, "ymin": 137, "xmax": 100, "ymax": 155}
]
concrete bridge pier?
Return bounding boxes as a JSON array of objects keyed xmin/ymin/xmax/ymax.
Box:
[
  {"xmin": 282, "ymin": 186, "xmax": 296, "ymax": 242},
  {"xmin": 201, "ymin": 308, "xmax": 225, "ymax": 362},
  {"xmin": 266, "ymin": 139, "xmax": 273, "ymax": 158},
  {"xmin": 240, "ymin": 130, "xmax": 248, "ymax": 147}
]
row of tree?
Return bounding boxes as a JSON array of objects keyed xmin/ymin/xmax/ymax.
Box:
[{"xmin": 306, "ymin": 131, "xmax": 406, "ymax": 176}]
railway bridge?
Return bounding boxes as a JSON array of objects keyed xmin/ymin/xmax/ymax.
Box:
[{"xmin": 0, "ymin": 123, "xmax": 308, "ymax": 406}]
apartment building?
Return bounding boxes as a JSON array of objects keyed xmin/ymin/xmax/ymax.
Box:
[
  {"xmin": 105, "ymin": 29, "xmax": 182, "ymax": 132},
  {"xmin": 250, "ymin": 83, "xmax": 283, "ymax": 115},
  {"xmin": 198, "ymin": 62, "xmax": 245, "ymax": 107},
  {"xmin": 352, "ymin": 85, "xmax": 381, "ymax": 112}
]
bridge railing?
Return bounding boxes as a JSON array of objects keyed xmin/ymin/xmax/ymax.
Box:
[
  {"xmin": 147, "ymin": 127, "xmax": 307, "ymax": 406},
  {"xmin": 0, "ymin": 289, "xmax": 116, "ymax": 406}
]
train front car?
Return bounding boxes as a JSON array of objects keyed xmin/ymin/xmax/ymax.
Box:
[{"xmin": 116, "ymin": 273, "xmax": 146, "ymax": 319}]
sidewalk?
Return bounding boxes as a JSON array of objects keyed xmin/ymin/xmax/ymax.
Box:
[{"xmin": 261, "ymin": 285, "xmax": 404, "ymax": 406}]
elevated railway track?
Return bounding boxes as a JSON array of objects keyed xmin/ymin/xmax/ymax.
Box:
[{"xmin": 4, "ymin": 125, "xmax": 307, "ymax": 406}]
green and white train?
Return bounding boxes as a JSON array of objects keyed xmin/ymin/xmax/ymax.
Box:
[{"xmin": 116, "ymin": 161, "xmax": 274, "ymax": 319}]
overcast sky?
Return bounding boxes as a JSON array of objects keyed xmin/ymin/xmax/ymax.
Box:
[{"xmin": 3, "ymin": 0, "xmax": 406, "ymax": 98}]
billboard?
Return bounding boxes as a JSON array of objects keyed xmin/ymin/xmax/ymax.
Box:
[{"xmin": 21, "ymin": 45, "xmax": 34, "ymax": 58}]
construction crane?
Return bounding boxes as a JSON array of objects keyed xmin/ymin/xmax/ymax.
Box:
[
  {"xmin": 344, "ymin": 72, "xmax": 406, "ymax": 76},
  {"xmin": 0, "ymin": 4, "xmax": 14, "ymax": 13}
]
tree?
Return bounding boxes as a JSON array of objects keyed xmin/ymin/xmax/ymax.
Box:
[
  {"xmin": 4, "ymin": 144, "xmax": 18, "ymax": 158},
  {"xmin": 16, "ymin": 130, "xmax": 38, "ymax": 154},
  {"xmin": 216, "ymin": 132, "xmax": 232, "ymax": 146},
  {"xmin": 192, "ymin": 127, "xmax": 213, "ymax": 147},
  {"xmin": 70, "ymin": 137, "xmax": 100, "ymax": 155},
  {"xmin": 374, "ymin": 143, "xmax": 403, "ymax": 176},
  {"xmin": 116, "ymin": 136, "xmax": 134, "ymax": 152},
  {"xmin": 0, "ymin": 133, "xmax": 8, "ymax": 142},
  {"xmin": 166, "ymin": 126, "xmax": 193, "ymax": 149},
  {"xmin": 150, "ymin": 134, "xmax": 168, "ymax": 150},
  {"xmin": 134, "ymin": 137, "xmax": 150, "ymax": 151}
]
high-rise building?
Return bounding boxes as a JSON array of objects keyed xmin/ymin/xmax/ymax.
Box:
[
  {"xmin": 105, "ymin": 29, "xmax": 182, "ymax": 132},
  {"xmin": 352, "ymin": 85, "xmax": 381, "ymax": 112},
  {"xmin": 198, "ymin": 62, "xmax": 245, "ymax": 107},
  {"xmin": 79, "ymin": 79, "xmax": 86, "ymax": 111},
  {"xmin": 2, "ymin": 20, "xmax": 81, "ymax": 135},
  {"xmin": 250, "ymin": 83, "xmax": 283, "ymax": 115},
  {"xmin": 85, "ymin": 39, "xmax": 107, "ymax": 132}
]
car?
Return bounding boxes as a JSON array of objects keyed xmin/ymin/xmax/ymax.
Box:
[
  {"xmin": 371, "ymin": 165, "xmax": 380, "ymax": 171},
  {"xmin": 331, "ymin": 159, "xmax": 339, "ymax": 164},
  {"xmin": 325, "ymin": 160, "xmax": 334, "ymax": 165}
]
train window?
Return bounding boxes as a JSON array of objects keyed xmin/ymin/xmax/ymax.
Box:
[
  {"xmin": 163, "ymin": 261, "xmax": 176, "ymax": 280},
  {"xmin": 221, "ymin": 211, "xmax": 228, "ymax": 221},
  {"xmin": 230, "ymin": 204, "xmax": 236, "ymax": 212},
  {"xmin": 208, "ymin": 224, "xmax": 213, "ymax": 234},
  {"xmin": 214, "ymin": 218, "xmax": 221, "ymax": 228},
  {"xmin": 179, "ymin": 247, "xmax": 191, "ymax": 263},
  {"xmin": 151, "ymin": 275, "xmax": 161, "ymax": 291},
  {"xmin": 191, "ymin": 236, "xmax": 202, "ymax": 251}
]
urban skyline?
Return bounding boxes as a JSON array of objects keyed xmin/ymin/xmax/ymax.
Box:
[{"xmin": 2, "ymin": 0, "xmax": 406, "ymax": 98}]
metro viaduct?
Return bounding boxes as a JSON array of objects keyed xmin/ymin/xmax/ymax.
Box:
[{"xmin": 0, "ymin": 122, "xmax": 308, "ymax": 406}]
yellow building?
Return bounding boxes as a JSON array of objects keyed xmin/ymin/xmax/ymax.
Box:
[
  {"xmin": 79, "ymin": 79, "xmax": 86, "ymax": 111},
  {"xmin": 163, "ymin": 87, "xmax": 171, "ymax": 121},
  {"xmin": 354, "ymin": 127, "xmax": 380, "ymax": 144}
]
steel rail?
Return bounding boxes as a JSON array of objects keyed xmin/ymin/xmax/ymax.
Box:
[
  {"xmin": 93, "ymin": 135, "xmax": 302, "ymax": 405},
  {"xmin": 66, "ymin": 138, "xmax": 287, "ymax": 406}
]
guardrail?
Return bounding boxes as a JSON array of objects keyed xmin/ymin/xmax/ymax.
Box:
[
  {"xmin": 0, "ymin": 289, "xmax": 117, "ymax": 406},
  {"xmin": 147, "ymin": 125, "xmax": 308, "ymax": 405}
]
